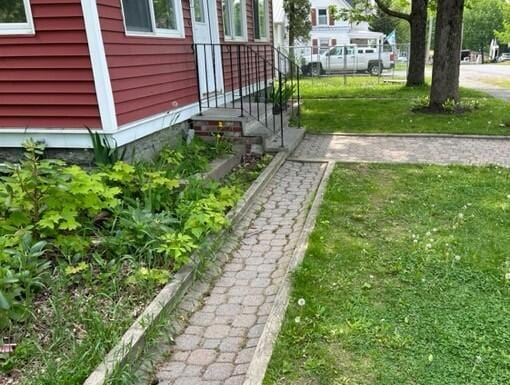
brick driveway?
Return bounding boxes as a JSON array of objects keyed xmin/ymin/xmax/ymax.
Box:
[{"xmin": 292, "ymin": 134, "xmax": 510, "ymax": 166}]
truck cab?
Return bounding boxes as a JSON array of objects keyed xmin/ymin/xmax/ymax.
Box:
[{"xmin": 302, "ymin": 44, "xmax": 395, "ymax": 76}]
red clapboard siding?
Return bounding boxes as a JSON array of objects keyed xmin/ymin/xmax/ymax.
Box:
[
  {"xmin": 0, "ymin": 0, "xmax": 101, "ymax": 129},
  {"xmin": 98, "ymin": 0, "xmax": 197, "ymax": 127},
  {"xmin": 219, "ymin": 0, "xmax": 274, "ymax": 92}
]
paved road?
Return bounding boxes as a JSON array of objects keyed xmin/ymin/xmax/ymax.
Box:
[
  {"xmin": 292, "ymin": 134, "xmax": 510, "ymax": 167},
  {"xmin": 461, "ymin": 63, "xmax": 510, "ymax": 79},
  {"xmin": 460, "ymin": 64, "xmax": 510, "ymax": 101}
]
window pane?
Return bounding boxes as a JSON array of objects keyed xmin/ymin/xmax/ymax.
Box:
[
  {"xmin": 0, "ymin": 0, "xmax": 27, "ymax": 23},
  {"xmin": 319, "ymin": 39, "xmax": 329, "ymax": 54},
  {"xmin": 253, "ymin": 0, "xmax": 259, "ymax": 39},
  {"xmin": 318, "ymin": 9, "xmax": 327, "ymax": 25},
  {"xmin": 223, "ymin": 0, "xmax": 232, "ymax": 37},
  {"xmin": 258, "ymin": 0, "xmax": 267, "ymax": 38},
  {"xmin": 233, "ymin": 0, "xmax": 243, "ymax": 37},
  {"xmin": 253, "ymin": 0, "xmax": 266, "ymax": 39},
  {"xmin": 194, "ymin": 0, "xmax": 205, "ymax": 22},
  {"xmin": 122, "ymin": 0, "xmax": 152, "ymax": 32},
  {"xmin": 153, "ymin": 0, "xmax": 177, "ymax": 30}
]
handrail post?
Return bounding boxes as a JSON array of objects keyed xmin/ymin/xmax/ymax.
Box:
[
  {"xmin": 297, "ymin": 62, "xmax": 301, "ymax": 129},
  {"xmin": 238, "ymin": 45, "xmax": 244, "ymax": 117},
  {"xmin": 278, "ymin": 69, "xmax": 284, "ymax": 148},
  {"xmin": 193, "ymin": 43, "xmax": 203, "ymax": 115}
]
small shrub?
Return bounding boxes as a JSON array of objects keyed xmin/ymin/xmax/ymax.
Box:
[
  {"xmin": 0, "ymin": 140, "xmax": 120, "ymax": 244},
  {"xmin": 0, "ymin": 234, "xmax": 50, "ymax": 328}
]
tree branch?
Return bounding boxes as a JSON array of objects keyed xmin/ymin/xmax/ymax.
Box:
[{"xmin": 374, "ymin": 0, "xmax": 411, "ymax": 21}]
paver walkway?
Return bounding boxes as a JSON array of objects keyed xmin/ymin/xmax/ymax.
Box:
[
  {"xmin": 292, "ymin": 134, "xmax": 510, "ymax": 166},
  {"xmin": 156, "ymin": 161, "xmax": 325, "ymax": 385}
]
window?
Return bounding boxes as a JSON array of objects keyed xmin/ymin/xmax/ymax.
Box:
[
  {"xmin": 121, "ymin": 0, "xmax": 184, "ymax": 37},
  {"xmin": 329, "ymin": 47, "xmax": 342, "ymax": 56},
  {"xmin": 193, "ymin": 0, "xmax": 205, "ymax": 23},
  {"xmin": 223, "ymin": 0, "xmax": 246, "ymax": 40},
  {"xmin": 319, "ymin": 38, "xmax": 329, "ymax": 54},
  {"xmin": 317, "ymin": 8, "xmax": 327, "ymax": 26},
  {"xmin": 253, "ymin": 0, "xmax": 268, "ymax": 40},
  {"xmin": 0, "ymin": 0, "xmax": 34, "ymax": 35}
]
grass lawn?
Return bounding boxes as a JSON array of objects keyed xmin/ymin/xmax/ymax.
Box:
[
  {"xmin": 297, "ymin": 77, "xmax": 510, "ymax": 135},
  {"xmin": 264, "ymin": 164, "xmax": 510, "ymax": 385},
  {"xmin": 480, "ymin": 77, "xmax": 510, "ymax": 90}
]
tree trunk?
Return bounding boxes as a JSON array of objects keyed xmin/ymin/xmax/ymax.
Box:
[
  {"xmin": 374, "ymin": 0, "xmax": 428, "ymax": 87},
  {"xmin": 407, "ymin": 0, "xmax": 428, "ymax": 86},
  {"xmin": 429, "ymin": 0, "xmax": 465, "ymax": 110}
]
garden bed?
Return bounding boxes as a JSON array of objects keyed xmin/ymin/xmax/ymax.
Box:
[
  {"xmin": 0, "ymin": 137, "xmax": 271, "ymax": 385},
  {"xmin": 264, "ymin": 164, "xmax": 510, "ymax": 385}
]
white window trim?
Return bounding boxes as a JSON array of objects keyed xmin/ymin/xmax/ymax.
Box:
[
  {"xmin": 223, "ymin": 0, "xmax": 247, "ymax": 42},
  {"xmin": 0, "ymin": 0, "xmax": 35, "ymax": 35},
  {"xmin": 191, "ymin": 0, "xmax": 207, "ymax": 24},
  {"xmin": 120, "ymin": 0, "xmax": 186, "ymax": 39},
  {"xmin": 317, "ymin": 8, "xmax": 328, "ymax": 26},
  {"xmin": 253, "ymin": 0, "xmax": 269, "ymax": 42}
]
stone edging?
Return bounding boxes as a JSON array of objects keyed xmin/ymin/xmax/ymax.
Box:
[
  {"xmin": 309, "ymin": 132, "xmax": 510, "ymax": 140},
  {"xmin": 83, "ymin": 151, "xmax": 289, "ymax": 385},
  {"xmin": 243, "ymin": 161, "xmax": 336, "ymax": 385}
]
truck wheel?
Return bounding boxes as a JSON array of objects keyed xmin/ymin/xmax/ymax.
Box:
[
  {"xmin": 309, "ymin": 63, "xmax": 322, "ymax": 76},
  {"xmin": 368, "ymin": 63, "xmax": 382, "ymax": 76}
]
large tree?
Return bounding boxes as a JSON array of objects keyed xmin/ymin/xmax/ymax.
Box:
[
  {"xmin": 370, "ymin": 8, "xmax": 411, "ymax": 43},
  {"xmin": 374, "ymin": 0, "xmax": 429, "ymax": 86},
  {"xmin": 284, "ymin": 0, "xmax": 312, "ymax": 49},
  {"xmin": 429, "ymin": 0, "xmax": 465, "ymax": 110},
  {"xmin": 463, "ymin": 0, "xmax": 506, "ymax": 51}
]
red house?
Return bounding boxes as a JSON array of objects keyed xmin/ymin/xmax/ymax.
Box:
[{"xmin": 0, "ymin": 0, "xmax": 297, "ymax": 161}]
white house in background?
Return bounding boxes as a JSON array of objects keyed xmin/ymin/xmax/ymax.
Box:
[
  {"xmin": 309, "ymin": 0, "xmax": 383, "ymax": 53},
  {"xmin": 273, "ymin": 0, "xmax": 287, "ymax": 49}
]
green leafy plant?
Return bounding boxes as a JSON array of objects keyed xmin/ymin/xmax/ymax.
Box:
[
  {"xmin": 155, "ymin": 232, "xmax": 197, "ymax": 269},
  {"xmin": 0, "ymin": 140, "xmax": 120, "ymax": 245},
  {"xmin": 212, "ymin": 133, "xmax": 233, "ymax": 157},
  {"xmin": 270, "ymin": 82, "xmax": 296, "ymax": 114},
  {"xmin": 101, "ymin": 207, "xmax": 177, "ymax": 259},
  {"xmin": 87, "ymin": 128, "xmax": 127, "ymax": 166},
  {"xmin": 441, "ymin": 98, "xmax": 457, "ymax": 113},
  {"xmin": 0, "ymin": 234, "xmax": 50, "ymax": 328},
  {"xmin": 126, "ymin": 267, "xmax": 171, "ymax": 286}
]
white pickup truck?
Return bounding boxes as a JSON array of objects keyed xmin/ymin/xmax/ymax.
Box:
[{"xmin": 302, "ymin": 45, "xmax": 395, "ymax": 76}]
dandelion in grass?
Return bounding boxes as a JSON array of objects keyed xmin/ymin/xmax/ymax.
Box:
[
  {"xmin": 294, "ymin": 316, "xmax": 301, "ymax": 324},
  {"xmin": 297, "ymin": 298, "xmax": 306, "ymax": 307}
]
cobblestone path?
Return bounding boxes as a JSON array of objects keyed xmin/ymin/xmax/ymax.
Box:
[
  {"xmin": 292, "ymin": 134, "xmax": 510, "ymax": 166},
  {"xmin": 155, "ymin": 161, "xmax": 326, "ymax": 385}
]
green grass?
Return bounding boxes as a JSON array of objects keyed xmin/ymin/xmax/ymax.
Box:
[
  {"xmin": 264, "ymin": 164, "xmax": 510, "ymax": 385},
  {"xmin": 297, "ymin": 77, "xmax": 510, "ymax": 135},
  {"xmin": 299, "ymin": 77, "xmax": 485, "ymax": 99},
  {"xmin": 481, "ymin": 77, "xmax": 510, "ymax": 90}
]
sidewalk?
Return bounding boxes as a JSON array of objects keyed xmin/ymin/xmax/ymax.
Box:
[{"xmin": 155, "ymin": 161, "xmax": 326, "ymax": 385}]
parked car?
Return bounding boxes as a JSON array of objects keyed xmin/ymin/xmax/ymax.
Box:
[
  {"xmin": 302, "ymin": 45, "xmax": 395, "ymax": 76},
  {"xmin": 498, "ymin": 53, "xmax": 510, "ymax": 62}
]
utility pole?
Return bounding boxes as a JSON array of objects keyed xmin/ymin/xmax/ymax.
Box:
[{"xmin": 426, "ymin": 15, "xmax": 433, "ymax": 63}]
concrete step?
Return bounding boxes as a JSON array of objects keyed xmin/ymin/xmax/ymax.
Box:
[{"xmin": 264, "ymin": 127, "xmax": 305, "ymax": 153}]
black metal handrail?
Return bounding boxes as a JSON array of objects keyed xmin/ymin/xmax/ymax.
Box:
[{"xmin": 192, "ymin": 43, "xmax": 301, "ymax": 148}]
